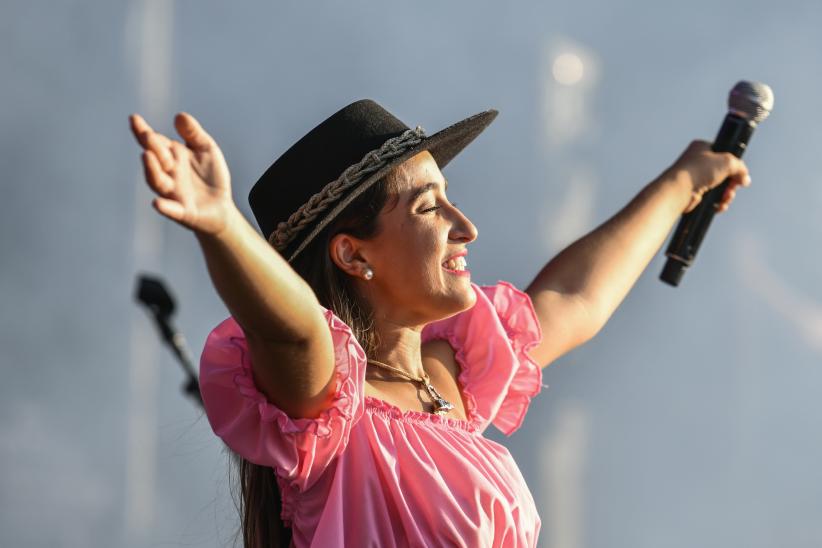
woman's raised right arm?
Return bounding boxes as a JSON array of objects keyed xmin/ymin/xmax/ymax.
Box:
[{"xmin": 130, "ymin": 113, "xmax": 335, "ymax": 418}]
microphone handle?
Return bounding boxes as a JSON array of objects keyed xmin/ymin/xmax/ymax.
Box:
[{"xmin": 660, "ymin": 114, "xmax": 754, "ymax": 286}]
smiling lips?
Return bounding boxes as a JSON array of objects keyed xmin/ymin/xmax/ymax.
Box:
[{"xmin": 442, "ymin": 252, "xmax": 470, "ymax": 276}]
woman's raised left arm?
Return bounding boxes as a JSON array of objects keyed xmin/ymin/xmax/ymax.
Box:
[{"xmin": 524, "ymin": 141, "xmax": 750, "ymax": 368}]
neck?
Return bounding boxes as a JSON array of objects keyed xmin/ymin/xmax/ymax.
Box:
[{"xmin": 370, "ymin": 314, "xmax": 425, "ymax": 378}]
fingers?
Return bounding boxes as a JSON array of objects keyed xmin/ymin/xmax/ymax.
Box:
[
  {"xmin": 129, "ymin": 113, "xmax": 152, "ymax": 147},
  {"xmin": 130, "ymin": 113, "xmax": 176, "ymax": 170},
  {"xmin": 676, "ymin": 140, "xmax": 753, "ymax": 215},
  {"xmin": 145, "ymin": 152, "xmax": 188, "ymax": 224},
  {"xmin": 703, "ymin": 149, "xmax": 750, "ymax": 214},
  {"xmin": 146, "ymin": 132, "xmax": 175, "ymax": 170},
  {"xmin": 143, "ymin": 150, "xmax": 175, "ymax": 196},
  {"xmin": 174, "ymin": 112, "xmax": 214, "ymax": 152},
  {"xmin": 168, "ymin": 140, "xmax": 192, "ymax": 169},
  {"xmin": 718, "ymin": 151, "xmax": 749, "ymax": 187},
  {"xmin": 715, "ymin": 187, "xmax": 735, "ymax": 213},
  {"xmin": 715, "ymin": 172, "xmax": 751, "ymax": 214}
]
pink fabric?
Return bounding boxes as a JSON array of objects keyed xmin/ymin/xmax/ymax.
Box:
[{"xmin": 200, "ymin": 282, "xmax": 544, "ymax": 547}]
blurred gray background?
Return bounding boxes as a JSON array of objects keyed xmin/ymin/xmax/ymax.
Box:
[{"xmin": 2, "ymin": 0, "xmax": 821, "ymax": 546}]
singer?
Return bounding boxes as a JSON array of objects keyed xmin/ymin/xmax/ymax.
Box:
[{"xmin": 130, "ymin": 99, "xmax": 749, "ymax": 547}]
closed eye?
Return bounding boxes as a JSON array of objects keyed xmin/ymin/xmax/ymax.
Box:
[{"xmin": 420, "ymin": 202, "xmax": 458, "ymax": 214}]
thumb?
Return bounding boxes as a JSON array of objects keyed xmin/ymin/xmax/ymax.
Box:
[
  {"xmin": 714, "ymin": 151, "xmax": 749, "ymax": 188},
  {"xmin": 174, "ymin": 112, "xmax": 213, "ymax": 152}
]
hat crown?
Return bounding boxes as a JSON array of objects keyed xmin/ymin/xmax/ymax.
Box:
[{"xmin": 249, "ymin": 100, "xmax": 411, "ymax": 240}]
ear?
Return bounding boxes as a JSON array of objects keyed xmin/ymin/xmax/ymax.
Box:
[{"xmin": 329, "ymin": 233, "xmax": 370, "ymax": 278}]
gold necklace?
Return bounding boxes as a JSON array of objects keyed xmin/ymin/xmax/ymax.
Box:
[{"xmin": 366, "ymin": 359, "xmax": 455, "ymax": 416}]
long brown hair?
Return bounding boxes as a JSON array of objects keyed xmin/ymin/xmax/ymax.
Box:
[{"xmin": 232, "ymin": 172, "xmax": 402, "ymax": 548}]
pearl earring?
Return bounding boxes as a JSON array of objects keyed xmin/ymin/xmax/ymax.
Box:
[{"xmin": 363, "ymin": 267, "xmax": 374, "ymax": 280}]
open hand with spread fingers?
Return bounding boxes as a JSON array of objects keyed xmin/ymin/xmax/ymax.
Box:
[{"xmin": 129, "ymin": 112, "xmax": 234, "ymax": 235}]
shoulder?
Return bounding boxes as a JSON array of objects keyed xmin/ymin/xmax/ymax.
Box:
[
  {"xmin": 424, "ymin": 281, "xmax": 541, "ymax": 345},
  {"xmin": 422, "ymin": 282, "xmax": 544, "ymax": 435}
]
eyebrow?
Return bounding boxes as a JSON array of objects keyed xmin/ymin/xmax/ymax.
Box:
[{"xmin": 407, "ymin": 179, "xmax": 448, "ymax": 204}]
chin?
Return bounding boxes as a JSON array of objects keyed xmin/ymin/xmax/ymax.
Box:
[{"xmin": 432, "ymin": 284, "xmax": 477, "ymax": 321}]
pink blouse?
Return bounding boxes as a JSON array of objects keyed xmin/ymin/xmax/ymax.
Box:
[{"xmin": 200, "ymin": 282, "xmax": 544, "ymax": 547}]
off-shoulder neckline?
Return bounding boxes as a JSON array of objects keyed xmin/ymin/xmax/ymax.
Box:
[
  {"xmin": 363, "ymin": 396, "xmax": 480, "ymax": 432},
  {"xmin": 363, "ymin": 329, "xmax": 481, "ymax": 432}
]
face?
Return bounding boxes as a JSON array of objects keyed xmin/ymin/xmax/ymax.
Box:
[{"xmin": 333, "ymin": 151, "xmax": 479, "ymax": 326}]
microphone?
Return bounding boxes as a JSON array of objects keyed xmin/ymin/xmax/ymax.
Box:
[{"xmin": 660, "ymin": 81, "xmax": 774, "ymax": 287}]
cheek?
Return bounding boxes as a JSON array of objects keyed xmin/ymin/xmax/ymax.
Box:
[
  {"xmin": 400, "ymin": 222, "xmax": 441, "ymax": 259},
  {"xmin": 379, "ymin": 218, "xmax": 448, "ymax": 289},
  {"xmin": 400, "ymin": 245, "xmax": 441, "ymax": 285}
]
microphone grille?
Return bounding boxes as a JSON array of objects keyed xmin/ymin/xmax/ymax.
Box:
[{"xmin": 728, "ymin": 81, "xmax": 774, "ymax": 124}]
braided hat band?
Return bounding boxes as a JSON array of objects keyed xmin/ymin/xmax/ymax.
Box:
[{"xmin": 269, "ymin": 126, "xmax": 427, "ymax": 261}]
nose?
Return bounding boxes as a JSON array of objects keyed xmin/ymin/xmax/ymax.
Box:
[{"xmin": 448, "ymin": 205, "xmax": 478, "ymax": 244}]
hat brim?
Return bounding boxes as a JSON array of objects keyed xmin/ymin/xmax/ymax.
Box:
[{"xmin": 286, "ymin": 108, "xmax": 498, "ymax": 261}]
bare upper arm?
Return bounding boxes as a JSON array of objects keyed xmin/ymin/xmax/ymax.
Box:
[
  {"xmin": 525, "ymin": 288, "xmax": 603, "ymax": 369},
  {"xmin": 243, "ymin": 309, "xmax": 337, "ymax": 419}
]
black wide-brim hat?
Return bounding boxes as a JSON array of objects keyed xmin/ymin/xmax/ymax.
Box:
[{"xmin": 249, "ymin": 99, "xmax": 497, "ymax": 262}]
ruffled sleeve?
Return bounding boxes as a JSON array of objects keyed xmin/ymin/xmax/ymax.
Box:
[
  {"xmin": 198, "ymin": 308, "xmax": 367, "ymax": 492},
  {"xmin": 422, "ymin": 281, "xmax": 544, "ymax": 435}
]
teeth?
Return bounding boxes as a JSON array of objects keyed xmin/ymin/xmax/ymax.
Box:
[{"xmin": 444, "ymin": 256, "xmax": 467, "ymax": 271}]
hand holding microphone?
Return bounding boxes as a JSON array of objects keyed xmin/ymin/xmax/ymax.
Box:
[
  {"xmin": 670, "ymin": 140, "xmax": 750, "ymax": 215},
  {"xmin": 660, "ymin": 81, "xmax": 774, "ymax": 287}
]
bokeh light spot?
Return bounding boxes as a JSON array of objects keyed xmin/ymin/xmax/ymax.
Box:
[{"xmin": 552, "ymin": 53, "xmax": 584, "ymax": 85}]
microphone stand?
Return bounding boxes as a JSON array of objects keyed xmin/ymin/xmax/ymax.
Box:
[
  {"xmin": 134, "ymin": 276, "xmax": 291, "ymax": 544},
  {"xmin": 134, "ymin": 274, "xmax": 203, "ymax": 408}
]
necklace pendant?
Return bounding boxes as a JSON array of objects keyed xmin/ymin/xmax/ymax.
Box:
[
  {"xmin": 425, "ymin": 382, "xmax": 454, "ymax": 416},
  {"xmin": 432, "ymin": 398, "xmax": 455, "ymax": 416}
]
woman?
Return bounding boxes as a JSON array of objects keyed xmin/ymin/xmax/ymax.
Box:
[{"xmin": 129, "ymin": 100, "xmax": 748, "ymax": 547}]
